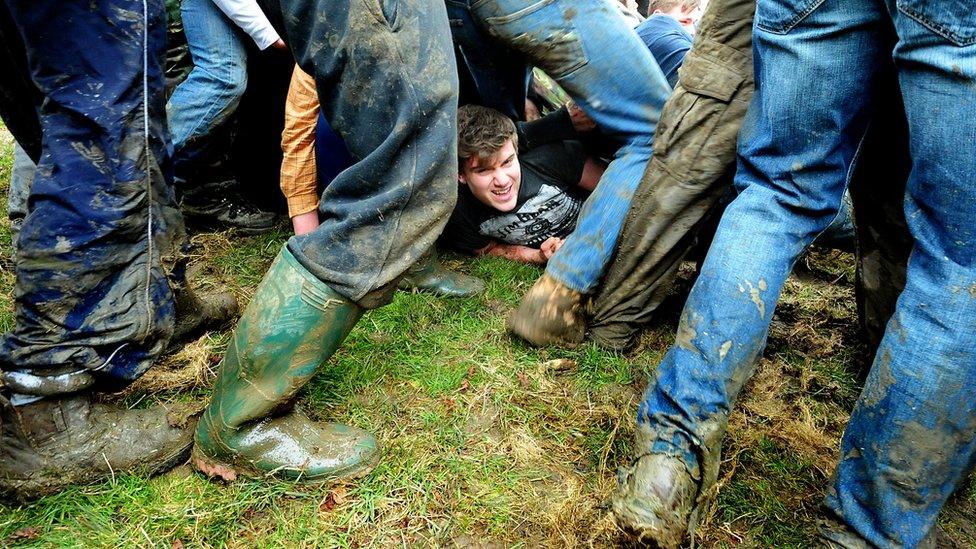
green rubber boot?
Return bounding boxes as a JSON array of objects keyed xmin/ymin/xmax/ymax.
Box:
[
  {"xmin": 398, "ymin": 250, "xmax": 486, "ymax": 298},
  {"xmin": 192, "ymin": 245, "xmax": 379, "ymax": 482}
]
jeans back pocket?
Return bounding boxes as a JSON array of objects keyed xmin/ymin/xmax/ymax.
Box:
[
  {"xmin": 897, "ymin": 0, "xmax": 976, "ymax": 46},
  {"xmin": 755, "ymin": 0, "xmax": 826, "ymax": 34}
]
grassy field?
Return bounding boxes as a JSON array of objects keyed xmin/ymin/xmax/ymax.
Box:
[{"xmin": 0, "ymin": 130, "xmax": 974, "ymax": 548}]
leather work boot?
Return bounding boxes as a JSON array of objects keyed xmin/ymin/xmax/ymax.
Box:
[
  {"xmin": 612, "ymin": 453, "xmax": 701, "ymax": 548},
  {"xmin": 398, "ymin": 250, "xmax": 486, "ymax": 298},
  {"xmin": 0, "ymin": 394, "xmax": 194, "ymax": 501},
  {"xmin": 507, "ymin": 273, "xmax": 585, "ymax": 347},
  {"xmin": 192, "ymin": 244, "xmax": 379, "ymax": 483},
  {"xmin": 181, "ymin": 180, "xmax": 278, "ymax": 235},
  {"xmin": 170, "ymin": 283, "xmax": 239, "ymax": 348},
  {"xmin": 612, "ymin": 423, "xmax": 725, "ymax": 547}
]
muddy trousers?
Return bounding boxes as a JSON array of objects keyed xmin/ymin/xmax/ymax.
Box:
[
  {"xmin": 587, "ymin": 0, "xmax": 755, "ymax": 349},
  {"xmin": 0, "ymin": 0, "xmax": 183, "ymax": 394},
  {"xmin": 454, "ymin": 0, "xmax": 670, "ymax": 293},
  {"xmin": 635, "ymin": 0, "xmax": 976, "ymax": 546},
  {"xmin": 261, "ymin": 0, "xmax": 458, "ymax": 308}
]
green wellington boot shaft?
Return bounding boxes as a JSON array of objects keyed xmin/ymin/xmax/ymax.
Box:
[{"xmin": 194, "ymin": 245, "xmax": 378, "ymax": 481}]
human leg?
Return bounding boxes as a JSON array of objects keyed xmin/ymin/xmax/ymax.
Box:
[
  {"xmin": 823, "ymin": 5, "xmax": 976, "ymax": 546},
  {"xmin": 467, "ymin": 0, "xmax": 671, "ymax": 345},
  {"xmin": 587, "ymin": 0, "xmax": 756, "ymax": 351},
  {"xmin": 611, "ymin": 0, "xmax": 892, "ymax": 543},
  {"xmin": 166, "ymin": 0, "xmax": 275, "ymax": 233},
  {"xmin": 193, "ymin": 0, "xmax": 459, "ymax": 481},
  {"xmin": 0, "ymin": 0, "xmax": 192, "ymax": 500},
  {"xmin": 8, "ymin": 142, "xmax": 34, "ymax": 246}
]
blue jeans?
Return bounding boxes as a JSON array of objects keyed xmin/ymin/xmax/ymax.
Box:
[
  {"xmin": 460, "ymin": 0, "xmax": 671, "ymax": 292},
  {"xmin": 635, "ymin": 0, "xmax": 976, "ymax": 546},
  {"xmin": 0, "ymin": 0, "xmax": 181, "ymax": 393},
  {"xmin": 165, "ymin": 0, "xmax": 248, "ymax": 188}
]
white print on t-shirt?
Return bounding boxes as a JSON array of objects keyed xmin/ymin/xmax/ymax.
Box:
[{"xmin": 478, "ymin": 183, "xmax": 582, "ymax": 247}]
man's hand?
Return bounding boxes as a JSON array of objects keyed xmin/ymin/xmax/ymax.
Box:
[
  {"xmin": 270, "ymin": 38, "xmax": 288, "ymax": 50},
  {"xmin": 567, "ymin": 102, "xmax": 596, "ymax": 133},
  {"xmin": 539, "ymin": 237, "xmax": 564, "ymax": 262}
]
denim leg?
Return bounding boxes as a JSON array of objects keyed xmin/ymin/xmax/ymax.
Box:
[
  {"xmin": 165, "ymin": 0, "xmax": 247, "ymax": 187},
  {"xmin": 471, "ymin": 0, "xmax": 671, "ymax": 292},
  {"xmin": 265, "ymin": 0, "xmax": 458, "ymax": 308},
  {"xmin": 635, "ymin": 0, "xmax": 890, "ymax": 473},
  {"xmin": 0, "ymin": 0, "xmax": 182, "ymax": 393},
  {"xmin": 825, "ymin": 4, "xmax": 976, "ymax": 546},
  {"xmin": 8, "ymin": 142, "xmax": 34, "ymax": 245}
]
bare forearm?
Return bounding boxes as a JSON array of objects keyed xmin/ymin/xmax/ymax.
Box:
[{"xmin": 480, "ymin": 242, "xmax": 545, "ymax": 265}]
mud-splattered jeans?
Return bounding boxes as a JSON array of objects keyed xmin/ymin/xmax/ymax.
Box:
[
  {"xmin": 0, "ymin": 0, "xmax": 182, "ymax": 394},
  {"xmin": 260, "ymin": 0, "xmax": 459, "ymax": 308},
  {"xmin": 635, "ymin": 0, "xmax": 976, "ymax": 546},
  {"xmin": 456, "ymin": 0, "xmax": 671, "ymax": 293},
  {"xmin": 165, "ymin": 0, "xmax": 248, "ymax": 190}
]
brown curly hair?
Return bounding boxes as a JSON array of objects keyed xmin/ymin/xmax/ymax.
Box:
[{"xmin": 457, "ymin": 105, "xmax": 518, "ymax": 170}]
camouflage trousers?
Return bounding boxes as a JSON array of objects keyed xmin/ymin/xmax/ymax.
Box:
[
  {"xmin": 588, "ymin": 0, "xmax": 756, "ymax": 349},
  {"xmin": 0, "ymin": 0, "xmax": 183, "ymax": 395}
]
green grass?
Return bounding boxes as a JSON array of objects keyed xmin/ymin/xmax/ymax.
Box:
[{"xmin": 0, "ymin": 129, "xmax": 974, "ymax": 548}]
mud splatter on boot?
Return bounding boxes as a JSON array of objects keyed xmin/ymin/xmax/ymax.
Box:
[
  {"xmin": 0, "ymin": 394, "xmax": 194, "ymax": 501},
  {"xmin": 611, "ymin": 453, "xmax": 700, "ymax": 548},
  {"xmin": 170, "ymin": 284, "xmax": 239, "ymax": 349},
  {"xmin": 507, "ymin": 273, "xmax": 585, "ymax": 347},
  {"xmin": 192, "ymin": 245, "xmax": 379, "ymax": 483}
]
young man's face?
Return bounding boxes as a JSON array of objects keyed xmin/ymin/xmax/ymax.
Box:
[{"xmin": 459, "ymin": 139, "xmax": 521, "ymax": 212}]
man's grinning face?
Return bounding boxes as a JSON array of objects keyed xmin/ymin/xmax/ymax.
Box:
[{"xmin": 459, "ymin": 139, "xmax": 522, "ymax": 212}]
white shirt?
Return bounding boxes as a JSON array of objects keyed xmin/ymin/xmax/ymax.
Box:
[{"xmin": 211, "ymin": 0, "xmax": 282, "ymax": 50}]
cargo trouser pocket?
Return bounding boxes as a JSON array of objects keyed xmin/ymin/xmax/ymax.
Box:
[
  {"xmin": 755, "ymin": 0, "xmax": 825, "ymax": 34},
  {"xmin": 475, "ymin": 0, "xmax": 588, "ymax": 79},
  {"xmin": 896, "ymin": 0, "xmax": 976, "ymax": 46},
  {"xmin": 654, "ymin": 52, "xmax": 746, "ymax": 168}
]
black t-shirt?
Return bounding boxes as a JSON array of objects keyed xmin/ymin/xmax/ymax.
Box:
[{"xmin": 441, "ymin": 140, "xmax": 587, "ymax": 253}]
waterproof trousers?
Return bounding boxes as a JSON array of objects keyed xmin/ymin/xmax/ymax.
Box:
[
  {"xmin": 635, "ymin": 0, "xmax": 976, "ymax": 546},
  {"xmin": 0, "ymin": 0, "xmax": 181, "ymax": 393}
]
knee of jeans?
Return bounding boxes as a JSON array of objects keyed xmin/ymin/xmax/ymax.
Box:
[{"xmin": 210, "ymin": 63, "xmax": 248, "ymax": 102}]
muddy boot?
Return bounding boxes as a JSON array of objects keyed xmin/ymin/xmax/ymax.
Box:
[
  {"xmin": 397, "ymin": 250, "xmax": 486, "ymax": 298},
  {"xmin": 0, "ymin": 393, "xmax": 194, "ymax": 501},
  {"xmin": 192, "ymin": 244, "xmax": 379, "ymax": 482},
  {"xmin": 612, "ymin": 423, "xmax": 724, "ymax": 547},
  {"xmin": 170, "ymin": 284, "xmax": 239, "ymax": 348},
  {"xmin": 612, "ymin": 453, "xmax": 701, "ymax": 548},
  {"xmin": 507, "ymin": 273, "xmax": 585, "ymax": 347}
]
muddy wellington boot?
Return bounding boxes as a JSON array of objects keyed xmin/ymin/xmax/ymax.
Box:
[
  {"xmin": 507, "ymin": 273, "xmax": 585, "ymax": 347},
  {"xmin": 0, "ymin": 394, "xmax": 194, "ymax": 501},
  {"xmin": 170, "ymin": 284, "xmax": 239, "ymax": 349},
  {"xmin": 397, "ymin": 250, "xmax": 486, "ymax": 298},
  {"xmin": 192, "ymin": 244, "xmax": 379, "ymax": 482}
]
